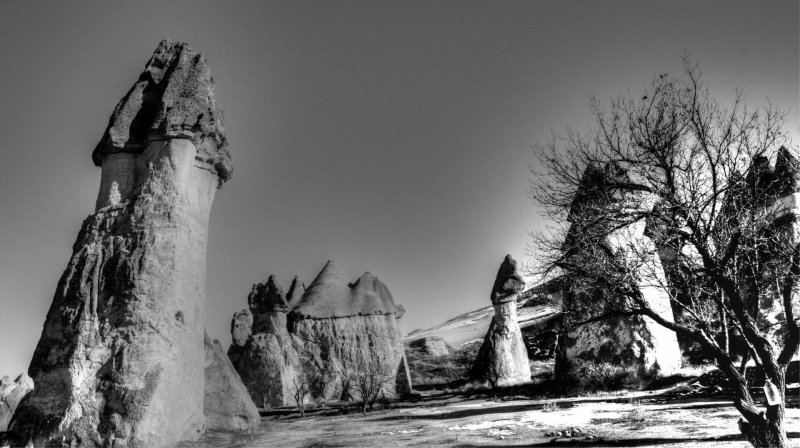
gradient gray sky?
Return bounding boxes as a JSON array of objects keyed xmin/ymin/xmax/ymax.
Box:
[{"xmin": 0, "ymin": 1, "xmax": 797, "ymax": 378}]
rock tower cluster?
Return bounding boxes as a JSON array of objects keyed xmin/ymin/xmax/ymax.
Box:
[
  {"xmin": 470, "ymin": 255, "xmax": 532, "ymax": 386},
  {"xmin": 229, "ymin": 260, "xmax": 412, "ymax": 407},
  {"xmin": 8, "ymin": 40, "xmax": 250, "ymax": 447}
]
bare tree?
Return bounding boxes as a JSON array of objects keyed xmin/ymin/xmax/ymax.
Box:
[
  {"xmin": 348, "ymin": 357, "xmax": 397, "ymax": 416},
  {"xmin": 529, "ymin": 59, "xmax": 798, "ymax": 447},
  {"xmin": 291, "ymin": 373, "xmax": 310, "ymax": 417}
]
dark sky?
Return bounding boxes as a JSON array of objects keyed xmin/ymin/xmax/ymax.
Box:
[{"xmin": 0, "ymin": 1, "xmax": 797, "ymax": 377}]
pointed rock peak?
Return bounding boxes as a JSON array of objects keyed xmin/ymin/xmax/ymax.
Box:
[
  {"xmin": 490, "ymin": 254, "xmax": 524, "ymax": 304},
  {"xmin": 319, "ymin": 259, "xmax": 343, "ymax": 275},
  {"xmin": 351, "ymin": 272, "xmax": 376, "ymax": 290},
  {"xmin": 248, "ymin": 275, "xmax": 288, "ymax": 313},
  {"xmin": 308, "ymin": 260, "xmax": 349, "ymax": 287},
  {"xmin": 93, "ymin": 39, "xmax": 232, "ymax": 184},
  {"xmin": 286, "ymin": 275, "xmax": 306, "ymax": 309},
  {"xmin": 265, "ymin": 274, "xmax": 283, "ymax": 294},
  {"xmin": 292, "ymin": 262, "xmax": 401, "ymax": 318}
]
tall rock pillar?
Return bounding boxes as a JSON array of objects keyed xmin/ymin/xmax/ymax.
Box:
[
  {"xmin": 11, "ymin": 40, "xmax": 232, "ymax": 447},
  {"xmin": 470, "ymin": 255, "xmax": 532, "ymax": 386},
  {"xmin": 233, "ymin": 276, "xmax": 301, "ymax": 408}
]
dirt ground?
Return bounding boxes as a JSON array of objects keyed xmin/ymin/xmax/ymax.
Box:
[{"xmin": 180, "ymin": 387, "xmax": 800, "ymax": 448}]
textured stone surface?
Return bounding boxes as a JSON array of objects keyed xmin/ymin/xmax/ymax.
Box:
[
  {"xmin": 292, "ymin": 261, "xmax": 403, "ymax": 318},
  {"xmin": 203, "ymin": 332, "xmax": 260, "ymax": 431},
  {"xmin": 408, "ymin": 337, "xmax": 451, "ymax": 357},
  {"xmin": 730, "ymin": 147, "xmax": 800, "ymax": 349},
  {"xmin": 291, "ymin": 261, "xmax": 409, "ymax": 401},
  {"xmin": 93, "ymin": 39, "xmax": 231, "ymax": 185},
  {"xmin": 0, "ymin": 373, "xmax": 33, "ymax": 431},
  {"xmin": 10, "ymin": 41, "xmax": 229, "ymax": 447},
  {"xmin": 555, "ymin": 164, "xmax": 681, "ymax": 387},
  {"xmin": 230, "ymin": 277, "xmax": 301, "ymax": 408},
  {"xmin": 230, "ymin": 262, "xmax": 410, "ymax": 406},
  {"xmin": 470, "ymin": 255, "xmax": 531, "ymax": 387}
]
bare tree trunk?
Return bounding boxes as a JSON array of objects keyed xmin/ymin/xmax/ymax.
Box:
[
  {"xmin": 719, "ymin": 294, "xmax": 729, "ymax": 355},
  {"xmin": 739, "ymin": 418, "xmax": 788, "ymax": 448}
]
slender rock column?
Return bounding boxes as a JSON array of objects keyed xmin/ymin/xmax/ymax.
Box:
[
  {"xmin": 470, "ymin": 255, "xmax": 531, "ymax": 386},
  {"xmin": 11, "ymin": 40, "xmax": 231, "ymax": 447},
  {"xmin": 233, "ymin": 276, "xmax": 301, "ymax": 408}
]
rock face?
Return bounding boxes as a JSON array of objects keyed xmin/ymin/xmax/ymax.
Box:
[
  {"xmin": 203, "ymin": 332, "xmax": 260, "ymax": 431},
  {"xmin": 227, "ymin": 309, "xmax": 253, "ymax": 367},
  {"xmin": 0, "ymin": 373, "xmax": 33, "ymax": 431},
  {"xmin": 10, "ymin": 40, "xmax": 230, "ymax": 447},
  {"xmin": 728, "ymin": 147, "xmax": 800, "ymax": 349},
  {"xmin": 231, "ymin": 276, "xmax": 302, "ymax": 408},
  {"xmin": 229, "ymin": 261, "xmax": 411, "ymax": 406},
  {"xmin": 470, "ymin": 255, "xmax": 532, "ymax": 387},
  {"xmin": 555, "ymin": 164, "xmax": 681, "ymax": 387},
  {"xmin": 408, "ymin": 337, "xmax": 450, "ymax": 357},
  {"xmin": 290, "ymin": 261, "xmax": 410, "ymax": 402}
]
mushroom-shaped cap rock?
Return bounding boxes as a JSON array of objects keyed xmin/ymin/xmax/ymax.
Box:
[
  {"xmin": 490, "ymin": 254, "xmax": 524, "ymax": 304},
  {"xmin": 248, "ymin": 275, "xmax": 289, "ymax": 313},
  {"xmin": 93, "ymin": 39, "xmax": 232, "ymax": 184}
]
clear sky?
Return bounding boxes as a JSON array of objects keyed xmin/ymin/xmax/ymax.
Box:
[{"xmin": 0, "ymin": 1, "xmax": 797, "ymax": 378}]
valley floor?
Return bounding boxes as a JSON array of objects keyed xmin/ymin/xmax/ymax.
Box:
[{"xmin": 180, "ymin": 388, "xmax": 800, "ymax": 447}]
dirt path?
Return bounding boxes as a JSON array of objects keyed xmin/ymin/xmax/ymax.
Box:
[{"xmin": 180, "ymin": 392, "xmax": 800, "ymax": 447}]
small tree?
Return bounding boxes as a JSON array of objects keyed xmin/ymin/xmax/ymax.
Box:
[
  {"xmin": 349, "ymin": 357, "xmax": 397, "ymax": 416},
  {"xmin": 291, "ymin": 373, "xmax": 310, "ymax": 417},
  {"xmin": 530, "ymin": 59, "xmax": 798, "ymax": 447}
]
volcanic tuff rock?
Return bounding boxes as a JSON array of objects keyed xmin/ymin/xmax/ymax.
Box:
[
  {"xmin": 232, "ymin": 276, "xmax": 302, "ymax": 408},
  {"xmin": 230, "ymin": 261, "xmax": 412, "ymax": 406},
  {"xmin": 0, "ymin": 373, "xmax": 33, "ymax": 432},
  {"xmin": 555, "ymin": 164, "xmax": 681, "ymax": 387},
  {"xmin": 291, "ymin": 261, "xmax": 411, "ymax": 402},
  {"xmin": 10, "ymin": 40, "xmax": 231, "ymax": 447},
  {"xmin": 203, "ymin": 332, "xmax": 260, "ymax": 431},
  {"xmin": 286, "ymin": 276, "xmax": 306, "ymax": 310},
  {"xmin": 408, "ymin": 337, "xmax": 451, "ymax": 357},
  {"xmin": 227, "ymin": 309, "xmax": 253, "ymax": 366},
  {"xmin": 470, "ymin": 255, "xmax": 532, "ymax": 387},
  {"xmin": 727, "ymin": 147, "xmax": 800, "ymax": 349}
]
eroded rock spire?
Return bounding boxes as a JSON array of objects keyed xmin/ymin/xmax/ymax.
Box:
[
  {"xmin": 470, "ymin": 254, "xmax": 532, "ymax": 387},
  {"xmin": 10, "ymin": 40, "xmax": 232, "ymax": 447}
]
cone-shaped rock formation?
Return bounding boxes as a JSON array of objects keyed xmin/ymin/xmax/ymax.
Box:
[
  {"xmin": 10, "ymin": 40, "xmax": 231, "ymax": 447},
  {"xmin": 470, "ymin": 255, "xmax": 532, "ymax": 386},
  {"xmin": 291, "ymin": 261, "xmax": 411, "ymax": 402},
  {"xmin": 286, "ymin": 276, "xmax": 306, "ymax": 310},
  {"xmin": 203, "ymin": 332, "xmax": 260, "ymax": 431},
  {"xmin": 555, "ymin": 163, "xmax": 681, "ymax": 387},
  {"xmin": 229, "ymin": 261, "xmax": 412, "ymax": 407}
]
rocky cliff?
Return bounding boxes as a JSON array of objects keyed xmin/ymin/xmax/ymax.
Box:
[
  {"xmin": 0, "ymin": 373, "xmax": 33, "ymax": 432},
  {"xmin": 230, "ymin": 261, "xmax": 411, "ymax": 406},
  {"xmin": 10, "ymin": 40, "xmax": 231, "ymax": 447},
  {"xmin": 470, "ymin": 255, "xmax": 532, "ymax": 386}
]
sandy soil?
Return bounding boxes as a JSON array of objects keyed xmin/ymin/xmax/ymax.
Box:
[{"xmin": 180, "ymin": 389, "xmax": 800, "ymax": 448}]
